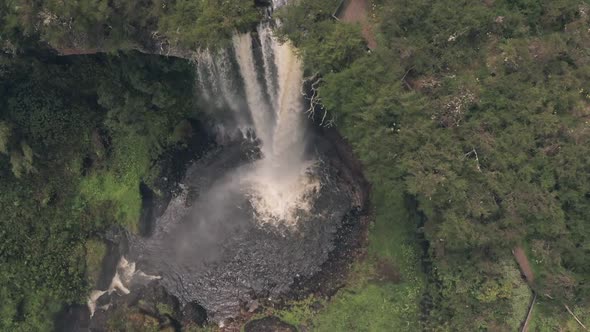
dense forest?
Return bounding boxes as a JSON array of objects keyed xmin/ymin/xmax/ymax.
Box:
[
  {"xmin": 278, "ymin": 0, "xmax": 590, "ymax": 330},
  {"xmin": 0, "ymin": 0, "xmax": 260, "ymax": 50},
  {"xmin": 0, "ymin": 52, "xmax": 202, "ymax": 330},
  {"xmin": 1, "ymin": 0, "xmax": 589, "ymax": 331}
]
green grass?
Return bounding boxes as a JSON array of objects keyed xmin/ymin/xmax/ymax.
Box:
[
  {"xmin": 85, "ymin": 239, "xmax": 107, "ymax": 287},
  {"xmin": 309, "ymin": 184, "xmax": 424, "ymax": 331},
  {"xmin": 185, "ymin": 325, "xmax": 218, "ymax": 332},
  {"xmin": 263, "ymin": 181, "xmax": 424, "ymax": 331},
  {"xmin": 503, "ymin": 260, "xmax": 534, "ymax": 330},
  {"xmin": 312, "ymin": 282, "xmax": 419, "ymax": 331},
  {"xmin": 156, "ymin": 302, "xmax": 174, "ymax": 316},
  {"xmin": 275, "ymin": 296, "xmax": 318, "ymax": 326},
  {"xmin": 528, "ymin": 299, "xmax": 590, "ymax": 331},
  {"xmin": 79, "ymin": 133, "xmax": 155, "ymax": 233},
  {"xmin": 80, "ymin": 172, "xmax": 142, "ymax": 232}
]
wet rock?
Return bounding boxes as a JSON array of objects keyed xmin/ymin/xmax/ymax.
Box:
[
  {"xmin": 255, "ymin": 0, "xmax": 272, "ymax": 7},
  {"xmin": 54, "ymin": 305, "xmax": 90, "ymax": 332},
  {"xmin": 96, "ymin": 292, "xmax": 111, "ymax": 307},
  {"xmin": 126, "ymin": 135, "xmax": 357, "ymax": 322},
  {"xmin": 79, "ymin": 117, "xmax": 370, "ymax": 329},
  {"xmin": 89, "ymin": 283, "xmax": 183, "ymax": 331},
  {"xmin": 140, "ymin": 284, "xmax": 181, "ymax": 319},
  {"xmin": 182, "ymin": 301, "xmax": 208, "ymax": 326},
  {"xmin": 244, "ymin": 317, "xmax": 297, "ymax": 332},
  {"xmin": 89, "ymin": 307, "xmax": 110, "ymax": 331},
  {"xmin": 139, "ymin": 182, "xmax": 157, "ymax": 237},
  {"xmin": 247, "ymin": 299, "xmax": 260, "ymax": 313},
  {"xmin": 95, "ymin": 226, "xmax": 128, "ymax": 290}
]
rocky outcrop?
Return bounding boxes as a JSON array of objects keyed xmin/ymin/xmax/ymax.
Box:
[
  {"xmin": 88, "ymin": 284, "xmax": 206, "ymax": 331},
  {"xmin": 244, "ymin": 317, "xmax": 297, "ymax": 332},
  {"xmin": 52, "ymin": 31, "xmax": 198, "ymax": 60}
]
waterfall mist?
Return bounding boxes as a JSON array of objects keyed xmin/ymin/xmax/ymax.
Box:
[
  {"xmin": 199, "ymin": 23, "xmax": 318, "ymax": 229},
  {"xmin": 95, "ymin": 19, "xmax": 362, "ymax": 324}
]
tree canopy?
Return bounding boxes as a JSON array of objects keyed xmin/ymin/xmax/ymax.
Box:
[
  {"xmin": 280, "ymin": 0, "xmax": 590, "ymax": 329},
  {"xmin": 0, "ymin": 52, "xmax": 198, "ymax": 330}
]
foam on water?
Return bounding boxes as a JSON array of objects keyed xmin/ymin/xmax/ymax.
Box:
[{"xmin": 211, "ymin": 24, "xmax": 318, "ymax": 229}]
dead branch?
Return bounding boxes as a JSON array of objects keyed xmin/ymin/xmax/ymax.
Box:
[
  {"xmin": 520, "ymin": 292, "xmax": 536, "ymax": 332},
  {"xmin": 301, "ymin": 74, "xmax": 333, "ymax": 127},
  {"xmin": 401, "ymin": 67, "xmax": 414, "ymax": 90},
  {"xmin": 565, "ymin": 304, "xmax": 587, "ymax": 330},
  {"xmin": 463, "ymin": 148, "xmax": 482, "ymax": 172}
]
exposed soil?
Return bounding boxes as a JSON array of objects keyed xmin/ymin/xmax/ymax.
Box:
[
  {"xmin": 513, "ymin": 246, "xmax": 534, "ymax": 284},
  {"xmin": 337, "ymin": 0, "xmax": 378, "ymax": 49},
  {"xmin": 373, "ymin": 258, "xmax": 402, "ymax": 284},
  {"xmin": 513, "ymin": 246, "xmax": 536, "ymax": 332}
]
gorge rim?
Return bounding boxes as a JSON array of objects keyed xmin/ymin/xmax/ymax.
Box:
[{"xmin": 85, "ymin": 2, "xmax": 370, "ymax": 327}]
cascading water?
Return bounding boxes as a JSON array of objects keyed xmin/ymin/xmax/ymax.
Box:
[
  {"xmin": 93, "ymin": 13, "xmax": 363, "ymax": 324},
  {"xmin": 195, "ymin": 22, "xmax": 319, "ymax": 228},
  {"xmin": 231, "ymin": 32, "xmax": 276, "ymax": 156}
]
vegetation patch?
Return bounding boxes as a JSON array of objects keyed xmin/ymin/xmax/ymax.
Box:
[
  {"xmin": 307, "ymin": 186, "xmax": 423, "ymax": 331},
  {"xmin": 85, "ymin": 239, "xmax": 108, "ymax": 288},
  {"xmin": 0, "ymin": 51, "xmax": 198, "ymax": 330}
]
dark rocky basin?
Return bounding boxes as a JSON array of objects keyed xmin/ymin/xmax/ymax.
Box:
[{"xmin": 125, "ymin": 129, "xmax": 366, "ymax": 323}]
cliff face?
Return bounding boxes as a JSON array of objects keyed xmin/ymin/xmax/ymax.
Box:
[
  {"xmin": 3, "ymin": 0, "xmax": 266, "ymax": 59},
  {"xmin": 50, "ymin": 28, "xmax": 196, "ymax": 59}
]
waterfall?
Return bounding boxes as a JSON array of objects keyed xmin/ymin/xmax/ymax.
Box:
[
  {"xmin": 215, "ymin": 49, "xmax": 250, "ymax": 128},
  {"xmin": 195, "ymin": 52, "xmax": 212, "ymax": 101},
  {"xmin": 232, "ymin": 33, "xmax": 275, "ymax": 155},
  {"xmin": 195, "ymin": 50, "xmax": 221, "ymax": 108},
  {"xmin": 194, "ymin": 22, "xmax": 318, "ymax": 228},
  {"xmin": 272, "ymin": 39, "xmax": 306, "ymax": 161},
  {"xmin": 91, "ymin": 2, "xmax": 362, "ymax": 323},
  {"xmin": 259, "ymin": 23, "xmax": 279, "ymax": 109}
]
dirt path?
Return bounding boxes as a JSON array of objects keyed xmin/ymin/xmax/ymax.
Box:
[
  {"xmin": 513, "ymin": 246, "xmax": 535, "ymax": 332},
  {"xmin": 513, "ymin": 246, "xmax": 534, "ymax": 284},
  {"xmin": 337, "ymin": 0, "xmax": 377, "ymax": 49}
]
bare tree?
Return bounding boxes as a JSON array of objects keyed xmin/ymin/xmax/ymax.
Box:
[
  {"xmin": 463, "ymin": 148, "xmax": 482, "ymax": 172},
  {"xmin": 301, "ymin": 74, "xmax": 334, "ymax": 127}
]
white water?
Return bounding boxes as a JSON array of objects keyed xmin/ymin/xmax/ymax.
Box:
[
  {"xmin": 259, "ymin": 24, "xmax": 279, "ymax": 109},
  {"xmin": 216, "ymin": 49, "xmax": 250, "ymax": 127},
  {"xmin": 243, "ymin": 35, "xmax": 320, "ymax": 228},
  {"xmin": 89, "ymin": 5, "xmax": 325, "ymax": 319},
  {"xmin": 195, "ymin": 50, "xmax": 221, "ymax": 108},
  {"xmin": 241, "ymin": 26, "xmax": 319, "ymax": 228},
  {"xmin": 87, "ymin": 256, "xmax": 160, "ymax": 317},
  {"xmin": 196, "ymin": 23, "xmax": 319, "ymax": 229},
  {"xmin": 232, "ymin": 33, "xmax": 275, "ymax": 155},
  {"xmin": 195, "ymin": 52, "xmax": 212, "ymax": 101}
]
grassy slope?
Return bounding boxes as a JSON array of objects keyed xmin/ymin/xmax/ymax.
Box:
[
  {"xmin": 85, "ymin": 239, "xmax": 107, "ymax": 287},
  {"xmin": 311, "ymin": 185, "xmax": 423, "ymax": 331},
  {"xmin": 267, "ymin": 165, "xmax": 424, "ymax": 330},
  {"xmin": 79, "ymin": 133, "xmax": 153, "ymax": 233}
]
